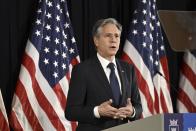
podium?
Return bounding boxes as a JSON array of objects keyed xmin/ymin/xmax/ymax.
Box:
[{"xmin": 103, "ymin": 113, "xmax": 196, "ymax": 131}]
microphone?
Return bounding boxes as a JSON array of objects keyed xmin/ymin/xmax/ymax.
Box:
[{"xmin": 155, "ymin": 70, "xmax": 179, "ymax": 94}]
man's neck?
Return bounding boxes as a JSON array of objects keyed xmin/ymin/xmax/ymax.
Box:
[{"xmin": 97, "ymin": 53, "xmax": 115, "ymax": 62}]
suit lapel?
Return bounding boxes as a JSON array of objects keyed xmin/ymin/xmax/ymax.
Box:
[
  {"xmin": 91, "ymin": 56, "xmax": 128, "ymax": 106},
  {"xmin": 116, "ymin": 60, "xmax": 127, "ymax": 106},
  {"xmin": 92, "ymin": 56, "xmax": 113, "ymax": 98}
]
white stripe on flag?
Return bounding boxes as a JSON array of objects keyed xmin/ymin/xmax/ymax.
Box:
[
  {"xmin": 179, "ymin": 73, "xmax": 196, "ymax": 106},
  {"xmin": 124, "ymin": 40, "xmax": 155, "ymax": 100},
  {"xmin": 0, "ymin": 90, "xmax": 9, "ymax": 130},
  {"xmin": 59, "ymin": 76, "xmax": 70, "ymax": 99},
  {"xmin": 139, "ymin": 91, "xmax": 152, "ymax": 117},
  {"xmin": 26, "ymin": 40, "xmax": 73, "ymax": 129},
  {"xmin": 124, "ymin": 40, "xmax": 154, "ymax": 117},
  {"xmin": 185, "ymin": 52, "xmax": 196, "ymax": 74},
  {"xmin": 177, "ymin": 51, "xmax": 196, "ymax": 113},
  {"xmin": 12, "ymin": 95, "xmax": 33, "ymax": 131},
  {"xmin": 19, "ymin": 65, "xmax": 55, "ymax": 130},
  {"xmin": 177, "ymin": 100, "xmax": 188, "ymax": 112},
  {"xmin": 155, "ymin": 65, "xmax": 173, "ymax": 113}
]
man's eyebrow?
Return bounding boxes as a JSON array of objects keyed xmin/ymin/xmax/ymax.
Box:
[{"xmin": 104, "ymin": 32, "xmax": 120, "ymax": 35}]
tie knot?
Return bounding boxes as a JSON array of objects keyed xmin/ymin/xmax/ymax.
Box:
[{"xmin": 107, "ymin": 62, "xmax": 115, "ymax": 71}]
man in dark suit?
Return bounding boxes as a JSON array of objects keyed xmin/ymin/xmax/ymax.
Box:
[{"xmin": 65, "ymin": 18, "xmax": 142, "ymax": 131}]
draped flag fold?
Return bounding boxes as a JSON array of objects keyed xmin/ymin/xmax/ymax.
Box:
[
  {"xmin": 177, "ymin": 51, "xmax": 196, "ymax": 113},
  {"xmin": 122, "ymin": 0, "xmax": 173, "ymax": 117},
  {"xmin": 0, "ymin": 90, "xmax": 10, "ymax": 131},
  {"xmin": 9, "ymin": 0, "xmax": 80, "ymax": 130}
]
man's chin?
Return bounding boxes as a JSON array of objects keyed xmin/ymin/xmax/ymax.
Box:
[
  {"xmin": 108, "ymin": 53, "xmax": 117, "ymax": 57},
  {"xmin": 110, "ymin": 51, "xmax": 117, "ymax": 55}
]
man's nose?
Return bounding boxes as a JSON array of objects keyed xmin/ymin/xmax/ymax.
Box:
[{"xmin": 110, "ymin": 35, "xmax": 117, "ymax": 41}]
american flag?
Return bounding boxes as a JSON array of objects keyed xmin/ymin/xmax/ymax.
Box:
[
  {"xmin": 122, "ymin": 0, "xmax": 173, "ymax": 117},
  {"xmin": 9, "ymin": 0, "xmax": 80, "ymax": 130},
  {"xmin": 0, "ymin": 90, "xmax": 10, "ymax": 131},
  {"xmin": 177, "ymin": 51, "xmax": 196, "ymax": 112}
]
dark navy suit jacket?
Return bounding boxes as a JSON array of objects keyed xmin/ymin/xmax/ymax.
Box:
[{"xmin": 65, "ymin": 56, "xmax": 142, "ymax": 131}]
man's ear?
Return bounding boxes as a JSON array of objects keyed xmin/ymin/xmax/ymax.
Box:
[{"xmin": 93, "ymin": 36, "xmax": 98, "ymax": 47}]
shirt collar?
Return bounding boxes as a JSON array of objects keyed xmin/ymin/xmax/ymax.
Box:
[{"xmin": 97, "ymin": 53, "xmax": 117, "ymax": 69}]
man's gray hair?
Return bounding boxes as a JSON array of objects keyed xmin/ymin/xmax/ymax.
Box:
[{"xmin": 92, "ymin": 18, "xmax": 122, "ymax": 37}]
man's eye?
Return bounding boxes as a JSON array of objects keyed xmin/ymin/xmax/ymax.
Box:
[
  {"xmin": 104, "ymin": 34, "xmax": 120, "ymax": 38},
  {"xmin": 115, "ymin": 35, "xmax": 119, "ymax": 38},
  {"xmin": 105, "ymin": 34, "xmax": 112, "ymax": 37}
]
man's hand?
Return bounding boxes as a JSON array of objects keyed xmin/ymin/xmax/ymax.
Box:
[
  {"xmin": 98, "ymin": 99, "xmax": 119, "ymax": 118},
  {"xmin": 116, "ymin": 98, "xmax": 134, "ymax": 119}
]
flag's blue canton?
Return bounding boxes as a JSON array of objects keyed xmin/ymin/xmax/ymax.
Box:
[
  {"xmin": 29, "ymin": 0, "xmax": 79, "ymax": 87},
  {"xmin": 127, "ymin": 0, "xmax": 166, "ymax": 77}
]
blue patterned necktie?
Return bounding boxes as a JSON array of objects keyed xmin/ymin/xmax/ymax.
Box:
[{"xmin": 107, "ymin": 63, "xmax": 121, "ymax": 105}]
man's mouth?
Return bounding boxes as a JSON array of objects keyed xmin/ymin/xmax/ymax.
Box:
[{"xmin": 110, "ymin": 46, "xmax": 116, "ymax": 49}]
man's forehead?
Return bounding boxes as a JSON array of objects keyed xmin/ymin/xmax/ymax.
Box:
[{"xmin": 101, "ymin": 25, "xmax": 120, "ymax": 33}]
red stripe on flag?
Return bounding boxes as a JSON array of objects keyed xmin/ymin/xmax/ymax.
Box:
[
  {"xmin": 177, "ymin": 87, "xmax": 196, "ymax": 112},
  {"xmin": 121, "ymin": 52, "xmax": 133, "ymax": 64},
  {"xmin": 0, "ymin": 111, "xmax": 10, "ymax": 131},
  {"xmin": 160, "ymin": 57, "xmax": 172, "ymax": 112},
  {"xmin": 181, "ymin": 61, "xmax": 196, "ymax": 89},
  {"xmin": 122, "ymin": 52, "xmax": 154, "ymax": 114},
  {"xmin": 10, "ymin": 111, "xmax": 23, "ymax": 131},
  {"xmin": 160, "ymin": 90, "xmax": 169, "ymax": 113},
  {"xmin": 53, "ymin": 82, "xmax": 78, "ymax": 131},
  {"xmin": 12, "ymin": 80, "xmax": 43, "ymax": 130},
  {"xmin": 133, "ymin": 62, "xmax": 155, "ymax": 114},
  {"xmin": 22, "ymin": 53, "xmax": 66, "ymax": 130},
  {"xmin": 71, "ymin": 58, "xmax": 79, "ymax": 66},
  {"xmin": 53, "ymin": 83, "xmax": 66, "ymax": 109},
  {"xmin": 70, "ymin": 121, "xmax": 77, "ymax": 131},
  {"xmin": 66, "ymin": 72, "xmax": 70, "ymax": 83},
  {"xmin": 154, "ymin": 87, "xmax": 159, "ymax": 113},
  {"xmin": 160, "ymin": 57, "xmax": 171, "ymax": 90}
]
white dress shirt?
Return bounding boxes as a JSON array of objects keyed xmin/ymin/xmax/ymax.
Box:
[
  {"xmin": 97, "ymin": 53, "xmax": 122, "ymax": 92},
  {"xmin": 94, "ymin": 53, "xmax": 135, "ymax": 118},
  {"xmin": 94, "ymin": 53, "xmax": 122, "ymax": 118}
]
